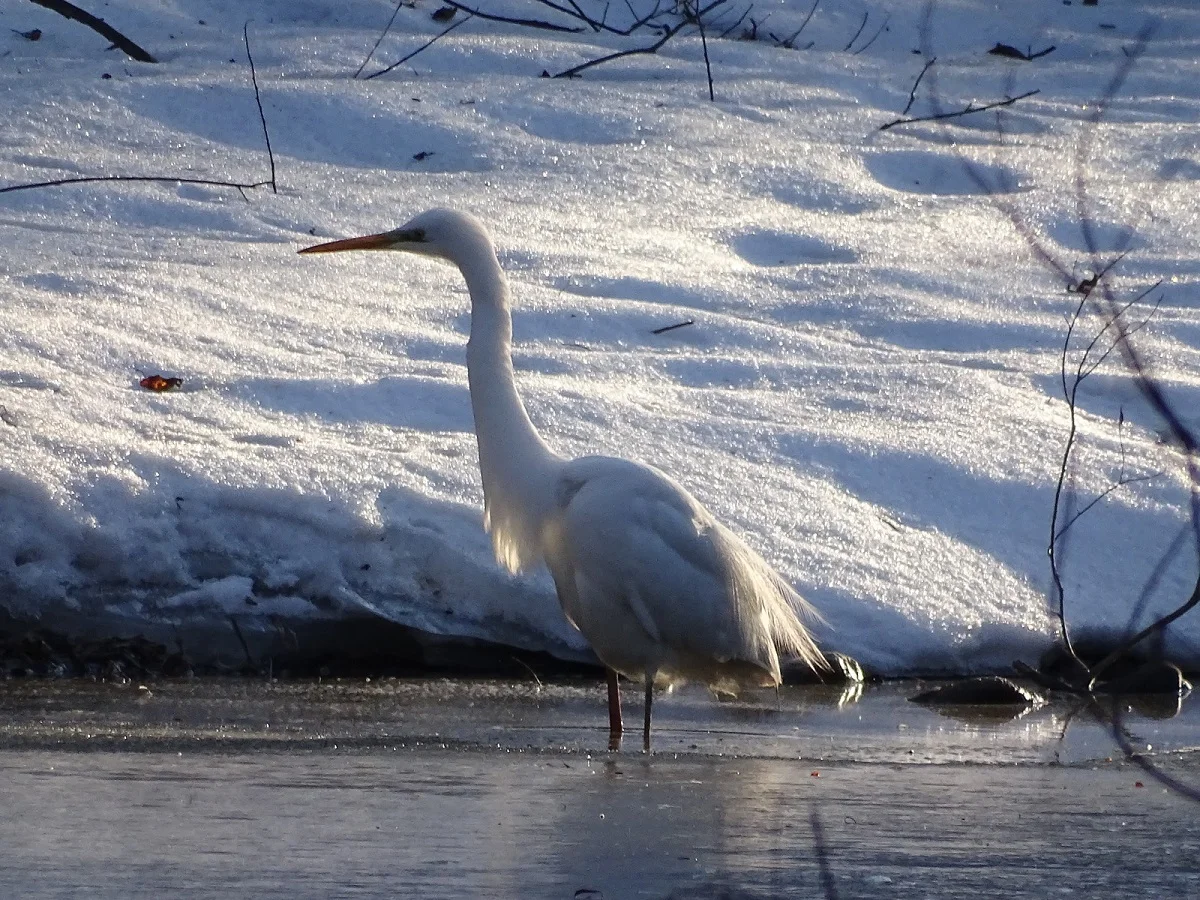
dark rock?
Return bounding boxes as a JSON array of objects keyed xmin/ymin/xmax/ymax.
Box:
[{"xmin": 909, "ymin": 676, "xmax": 1043, "ymax": 706}]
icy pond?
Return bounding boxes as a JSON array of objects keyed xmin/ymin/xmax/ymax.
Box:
[{"xmin": 1, "ymin": 678, "xmax": 1198, "ymax": 898}]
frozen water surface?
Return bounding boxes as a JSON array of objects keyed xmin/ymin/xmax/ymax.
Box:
[{"xmin": 1, "ymin": 679, "xmax": 1199, "ymax": 899}]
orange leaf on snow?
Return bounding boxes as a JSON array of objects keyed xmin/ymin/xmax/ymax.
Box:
[{"xmin": 139, "ymin": 375, "xmax": 183, "ymax": 392}]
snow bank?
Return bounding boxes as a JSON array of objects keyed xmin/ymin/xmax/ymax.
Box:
[{"xmin": 1, "ymin": 0, "xmax": 1198, "ymax": 673}]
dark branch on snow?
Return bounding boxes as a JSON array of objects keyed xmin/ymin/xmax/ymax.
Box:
[
  {"xmin": 879, "ymin": 88, "xmax": 1039, "ymax": 131},
  {"xmin": 28, "ymin": 0, "xmax": 156, "ymax": 63},
  {"xmin": 243, "ymin": 23, "xmax": 277, "ymax": 194},
  {"xmin": 364, "ymin": 12, "xmax": 473, "ymax": 80}
]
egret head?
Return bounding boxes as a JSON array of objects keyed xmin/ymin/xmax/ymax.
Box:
[{"xmin": 298, "ymin": 208, "xmax": 492, "ymax": 267}]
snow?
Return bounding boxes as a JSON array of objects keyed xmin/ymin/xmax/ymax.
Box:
[{"xmin": 1, "ymin": 0, "xmax": 1198, "ymax": 674}]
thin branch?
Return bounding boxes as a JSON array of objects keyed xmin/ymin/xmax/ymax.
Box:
[
  {"xmin": 692, "ymin": 0, "xmax": 715, "ymax": 101},
  {"xmin": 782, "ymin": 0, "xmax": 820, "ymax": 48},
  {"xmin": 842, "ymin": 11, "xmax": 868, "ymax": 53},
  {"xmin": 243, "ymin": 23, "xmax": 276, "ymax": 194},
  {"xmin": 364, "ymin": 13, "xmax": 473, "ymax": 80},
  {"xmin": 1121, "ymin": 524, "xmax": 1192, "ymax": 644},
  {"xmin": 900, "ymin": 57, "xmax": 935, "ymax": 116},
  {"xmin": 651, "ymin": 319, "xmax": 695, "ymax": 335},
  {"xmin": 228, "ymin": 614, "xmax": 256, "ymax": 669},
  {"xmin": 1108, "ymin": 698, "xmax": 1200, "ymax": 803},
  {"xmin": 1079, "ymin": 286, "xmax": 1162, "ymax": 380},
  {"xmin": 354, "ymin": 0, "xmax": 406, "ymax": 78},
  {"xmin": 1054, "ymin": 472, "xmax": 1162, "ymax": 542},
  {"xmin": 533, "ymin": 0, "xmax": 667, "ymax": 35},
  {"xmin": 879, "ymin": 88, "xmax": 1039, "ymax": 131},
  {"xmin": 564, "ymin": 0, "xmax": 601, "ymax": 32},
  {"xmin": 28, "ymin": 0, "xmax": 156, "ymax": 63},
  {"xmin": 1047, "ymin": 291, "xmax": 1089, "ymax": 658},
  {"xmin": 0, "ymin": 175, "xmax": 271, "ymax": 200},
  {"xmin": 551, "ymin": 15, "xmax": 686, "ymax": 78},
  {"xmin": 718, "ymin": 6, "xmax": 752, "ymax": 39},
  {"xmin": 441, "ymin": 0, "xmax": 583, "ymax": 33},
  {"xmin": 851, "ymin": 12, "xmax": 890, "ymax": 56}
]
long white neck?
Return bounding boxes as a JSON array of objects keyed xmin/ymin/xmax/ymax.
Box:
[{"xmin": 458, "ymin": 246, "xmax": 563, "ymax": 573}]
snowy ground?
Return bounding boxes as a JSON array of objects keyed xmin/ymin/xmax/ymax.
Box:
[{"xmin": 1, "ymin": 0, "xmax": 1198, "ymax": 674}]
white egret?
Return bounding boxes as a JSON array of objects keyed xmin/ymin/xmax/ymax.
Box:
[{"xmin": 300, "ymin": 209, "xmax": 825, "ymax": 751}]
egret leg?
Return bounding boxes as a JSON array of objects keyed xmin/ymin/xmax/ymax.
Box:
[
  {"xmin": 607, "ymin": 668, "xmax": 623, "ymax": 751},
  {"xmin": 643, "ymin": 678, "xmax": 653, "ymax": 753}
]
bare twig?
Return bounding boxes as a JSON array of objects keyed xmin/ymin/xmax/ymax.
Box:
[
  {"xmin": 879, "ymin": 88, "xmax": 1039, "ymax": 131},
  {"xmin": 1108, "ymin": 698, "xmax": 1200, "ymax": 803},
  {"xmin": 549, "ymin": 0, "xmax": 728, "ymax": 79},
  {"xmin": 551, "ymin": 16, "xmax": 685, "ymax": 78},
  {"xmin": 364, "ymin": 12, "xmax": 473, "ymax": 80},
  {"xmin": 1121, "ymin": 524, "xmax": 1192, "ymax": 643},
  {"xmin": 780, "ymin": 0, "xmax": 820, "ymax": 48},
  {"xmin": 0, "ymin": 175, "xmax": 271, "ymax": 199},
  {"xmin": 651, "ymin": 319, "xmax": 695, "ymax": 335},
  {"xmin": 565, "ymin": 0, "xmax": 600, "ymax": 32},
  {"xmin": 28, "ymin": 0, "xmax": 156, "ymax": 63},
  {"xmin": 533, "ymin": 0, "xmax": 667, "ymax": 35},
  {"xmin": 355, "ymin": 0, "xmax": 407, "ymax": 78},
  {"xmin": 691, "ymin": 0, "xmax": 715, "ymax": 101},
  {"xmin": 987, "ymin": 42, "xmax": 1056, "ymax": 62},
  {"xmin": 1046, "ymin": 261, "xmax": 1145, "ymax": 657},
  {"xmin": 851, "ymin": 12, "xmax": 890, "ymax": 56},
  {"xmin": 719, "ymin": 6, "xmax": 752, "ymax": 39},
  {"xmin": 842, "ymin": 11, "xmax": 868, "ymax": 53},
  {"xmin": 510, "ymin": 655, "xmax": 544, "ymax": 688},
  {"xmin": 441, "ymin": 0, "xmax": 583, "ymax": 33},
  {"xmin": 243, "ymin": 23, "xmax": 276, "ymax": 194},
  {"xmin": 228, "ymin": 614, "xmax": 256, "ymax": 669},
  {"xmin": 900, "ymin": 57, "xmax": 936, "ymax": 116}
]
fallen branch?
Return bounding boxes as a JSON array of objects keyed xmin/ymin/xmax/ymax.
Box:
[
  {"xmin": 533, "ymin": 0, "xmax": 671, "ymax": 36},
  {"xmin": 364, "ymin": 12, "xmax": 473, "ymax": 80},
  {"xmin": 988, "ymin": 42, "xmax": 1055, "ymax": 62},
  {"xmin": 1109, "ymin": 697, "xmax": 1200, "ymax": 803},
  {"xmin": 899, "ymin": 57, "xmax": 935, "ymax": 116},
  {"xmin": 651, "ymin": 319, "xmax": 694, "ymax": 335},
  {"xmin": 354, "ymin": 0, "xmax": 407, "ymax": 78},
  {"xmin": 879, "ymin": 88, "xmax": 1039, "ymax": 131},
  {"xmin": 550, "ymin": 0, "xmax": 728, "ymax": 80},
  {"xmin": 718, "ymin": 6, "xmax": 752, "ymax": 39},
  {"xmin": 244, "ymin": 23, "xmax": 276, "ymax": 194},
  {"xmin": 774, "ymin": 0, "xmax": 819, "ymax": 49},
  {"xmin": 850, "ymin": 12, "xmax": 889, "ymax": 56},
  {"xmin": 842, "ymin": 10, "xmax": 867, "ymax": 52},
  {"xmin": 551, "ymin": 16, "xmax": 684, "ymax": 77},
  {"xmin": 28, "ymin": 0, "xmax": 155, "ymax": 63},
  {"xmin": 691, "ymin": 0, "xmax": 715, "ymax": 101},
  {"xmin": 0, "ymin": 175, "xmax": 272, "ymax": 201},
  {"xmin": 441, "ymin": 0, "xmax": 583, "ymax": 33}
]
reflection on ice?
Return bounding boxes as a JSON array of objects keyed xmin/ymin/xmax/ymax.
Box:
[{"xmin": 0, "ymin": 678, "xmax": 1195, "ymax": 766}]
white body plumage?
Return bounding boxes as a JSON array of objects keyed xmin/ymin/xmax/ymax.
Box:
[{"xmin": 301, "ymin": 208, "xmax": 824, "ymax": 749}]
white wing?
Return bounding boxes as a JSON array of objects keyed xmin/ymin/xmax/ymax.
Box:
[{"xmin": 540, "ymin": 456, "xmax": 823, "ymax": 686}]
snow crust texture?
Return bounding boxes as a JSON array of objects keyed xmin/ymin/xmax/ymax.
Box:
[{"xmin": 1, "ymin": 0, "xmax": 1198, "ymax": 673}]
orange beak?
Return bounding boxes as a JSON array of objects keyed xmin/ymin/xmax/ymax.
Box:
[{"xmin": 298, "ymin": 232, "xmax": 397, "ymax": 254}]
